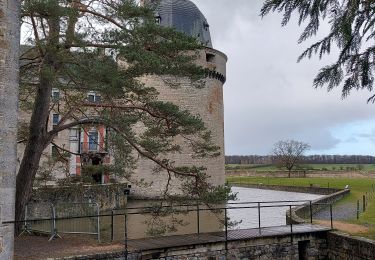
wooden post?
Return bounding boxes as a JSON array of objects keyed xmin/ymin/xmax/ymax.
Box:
[
  {"xmin": 363, "ymin": 195, "xmax": 366, "ymax": 212},
  {"xmin": 357, "ymin": 200, "xmax": 360, "ymax": 219}
]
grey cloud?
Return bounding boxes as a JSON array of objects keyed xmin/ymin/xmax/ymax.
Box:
[
  {"xmin": 192, "ymin": 0, "xmax": 375, "ymax": 155},
  {"xmin": 345, "ymin": 137, "xmax": 359, "ymax": 143}
]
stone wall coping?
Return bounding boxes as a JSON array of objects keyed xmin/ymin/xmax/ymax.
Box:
[
  {"xmin": 232, "ymin": 183, "xmax": 342, "ymax": 195},
  {"xmin": 288, "ymin": 188, "xmax": 350, "ymax": 224},
  {"xmin": 329, "ymin": 231, "xmax": 375, "ymax": 245}
]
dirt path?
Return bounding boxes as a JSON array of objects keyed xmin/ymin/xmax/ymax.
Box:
[
  {"xmin": 14, "ymin": 235, "xmax": 125, "ymax": 260},
  {"xmin": 315, "ymin": 220, "xmax": 369, "ymax": 234}
]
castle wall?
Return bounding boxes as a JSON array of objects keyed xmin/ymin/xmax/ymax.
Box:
[
  {"xmin": 131, "ymin": 48, "xmax": 227, "ymax": 197},
  {"xmin": 0, "ymin": 0, "xmax": 20, "ymax": 258}
]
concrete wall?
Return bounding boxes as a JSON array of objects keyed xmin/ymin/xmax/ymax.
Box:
[
  {"xmin": 0, "ymin": 0, "xmax": 19, "ymax": 259},
  {"xmin": 132, "ymin": 47, "xmax": 227, "ymax": 197},
  {"xmin": 328, "ymin": 231, "xmax": 375, "ymax": 260}
]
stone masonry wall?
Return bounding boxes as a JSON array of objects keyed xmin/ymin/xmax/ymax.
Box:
[
  {"xmin": 132, "ymin": 48, "xmax": 227, "ymax": 197},
  {"xmin": 327, "ymin": 231, "xmax": 375, "ymax": 260},
  {"xmin": 0, "ymin": 0, "xmax": 20, "ymax": 259},
  {"xmin": 30, "ymin": 184, "xmax": 129, "ymax": 211},
  {"xmin": 58, "ymin": 232, "xmax": 329, "ymax": 260}
]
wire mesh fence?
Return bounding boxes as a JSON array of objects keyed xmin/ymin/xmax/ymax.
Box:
[{"xmin": 21, "ymin": 202, "xmax": 100, "ymax": 242}]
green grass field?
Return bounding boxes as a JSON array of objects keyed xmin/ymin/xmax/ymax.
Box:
[
  {"xmin": 226, "ymin": 176, "xmax": 375, "ymax": 238},
  {"xmin": 225, "ymin": 163, "xmax": 375, "ymax": 172}
]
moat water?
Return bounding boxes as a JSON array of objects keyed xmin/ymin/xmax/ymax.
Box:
[
  {"xmin": 228, "ymin": 187, "xmax": 323, "ymax": 229},
  {"xmin": 31, "ymin": 187, "xmax": 324, "ymax": 241},
  {"xmin": 121, "ymin": 187, "xmax": 323, "ymax": 240}
]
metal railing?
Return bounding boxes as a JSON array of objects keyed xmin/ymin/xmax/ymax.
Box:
[{"xmin": 9, "ymin": 199, "xmax": 334, "ymax": 258}]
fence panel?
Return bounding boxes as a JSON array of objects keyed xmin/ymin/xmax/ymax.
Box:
[
  {"xmin": 54, "ymin": 202, "xmax": 100, "ymax": 241},
  {"xmin": 21, "ymin": 202, "xmax": 54, "ymax": 237}
]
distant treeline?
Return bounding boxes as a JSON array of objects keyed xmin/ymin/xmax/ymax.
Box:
[{"xmin": 225, "ymin": 155, "xmax": 375, "ymax": 165}]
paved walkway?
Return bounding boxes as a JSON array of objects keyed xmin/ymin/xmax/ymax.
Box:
[
  {"xmin": 14, "ymin": 224, "xmax": 331, "ymax": 259},
  {"xmin": 127, "ymin": 224, "xmax": 331, "ymax": 251}
]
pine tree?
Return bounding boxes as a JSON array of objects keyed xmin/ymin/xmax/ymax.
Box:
[
  {"xmin": 17, "ymin": 0, "xmax": 224, "ymax": 230},
  {"xmin": 261, "ymin": 0, "xmax": 375, "ymax": 101}
]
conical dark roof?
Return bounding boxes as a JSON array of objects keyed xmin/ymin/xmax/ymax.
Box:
[{"xmin": 154, "ymin": 0, "xmax": 213, "ymax": 48}]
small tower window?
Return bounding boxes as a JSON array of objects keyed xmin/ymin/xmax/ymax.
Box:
[
  {"xmin": 203, "ymin": 21, "xmax": 209, "ymax": 31},
  {"xmin": 155, "ymin": 13, "xmax": 161, "ymax": 24},
  {"xmin": 52, "ymin": 89, "xmax": 60, "ymax": 102},
  {"xmin": 206, "ymin": 53, "xmax": 216, "ymax": 63}
]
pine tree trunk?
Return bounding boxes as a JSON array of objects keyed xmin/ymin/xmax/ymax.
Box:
[
  {"xmin": 0, "ymin": 0, "xmax": 20, "ymax": 257},
  {"xmin": 15, "ymin": 141, "xmax": 48, "ymax": 233},
  {"xmin": 15, "ymin": 16, "xmax": 60, "ymax": 234},
  {"xmin": 14, "ymin": 58, "xmax": 55, "ymax": 233}
]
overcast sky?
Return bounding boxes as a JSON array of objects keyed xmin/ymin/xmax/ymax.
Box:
[{"xmin": 192, "ymin": 0, "xmax": 375, "ymax": 156}]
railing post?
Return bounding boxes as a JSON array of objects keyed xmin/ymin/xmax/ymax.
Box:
[
  {"xmin": 330, "ymin": 204, "xmax": 333, "ymax": 229},
  {"xmin": 196, "ymin": 203, "xmax": 200, "ymax": 235},
  {"xmin": 97, "ymin": 203, "xmax": 100, "ymax": 243},
  {"xmin": 124, "ymin": 212, "xmax": 128, "ymax": 260},
  {"xmin": 224, "ymin": 207, "xmax": 228, "ymax": 251},
  {"xmin": 52, "ymin": 205, "xmax": 55, "ymax": 239},
  {"xmin": 257, "ymin": 202, "xmax": 261, "ymax": 229},
  {"xmin": 289, "ymin": 205, "xmax": 293, "ymax": 243},
  {"xmin": 19, "ymin": 204, "xmax": 31, "ymax": 236},
  {"xmin": 309, "ymin": 201, "xmax": 313, "ymax": 224},
  {"xmin": 49, "ymin": 204, "xmax": 58, "ymax": 242},
  {"xmin": 111, "ymin": 209, "xmax": 114, "ymax": 242}
]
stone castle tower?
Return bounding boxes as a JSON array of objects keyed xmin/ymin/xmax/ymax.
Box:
[
  {"xmin": 132, "ymin": 0, "xmax": 227, "ymax": 197},
  {"xmin": 16, "ymin": 0, "xmax": 227, "ymax": 200}
]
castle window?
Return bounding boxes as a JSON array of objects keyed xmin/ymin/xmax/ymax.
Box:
[
  {"xmin": 51, "ymin": 145, "xmax": 58, "ymax": 158},
  {"xmin": 88, "ymin": 131, "xmax": 99, "ymax": 151},
  {"xmin": 52, "ymin": 89, "xmax": 60, "ymax": 102},
  {"xmin": 203, "ymin": 21, "xmax": 209, "ymax": 31},
  {"xmin": 87, "ymin": 92, "xmax": 101, "ymax": 103},
  {"xmin": 206, "ymin": 53, "xmax": 215, "ymax": 63},
  {"xmin": 70, "ymin": 128, "xmax": 79, "ymax": 140},
  {"xmin": 52, "ymin": 114, "xmax": 60, "ymax": 125}
]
